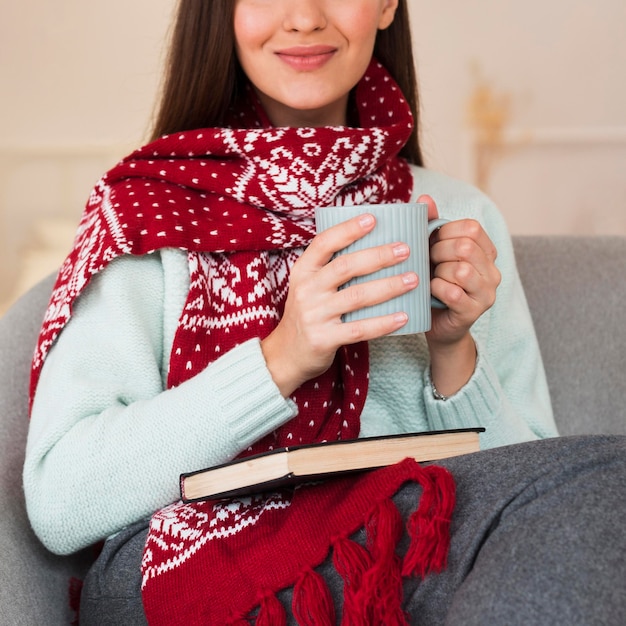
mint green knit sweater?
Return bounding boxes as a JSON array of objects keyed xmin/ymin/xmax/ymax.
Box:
[{"xmin": 23, "ymin": 166, "xmax": 558, "ymax": 555}]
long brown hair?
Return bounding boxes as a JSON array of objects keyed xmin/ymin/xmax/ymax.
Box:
[{"xmin": 150, "ymin": 0, "xmax": 423, "ymax": 165}]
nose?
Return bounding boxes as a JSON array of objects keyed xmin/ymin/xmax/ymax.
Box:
[{"xmin": 282, "ymin": 0, "xmax": 328, "ymax": 32}]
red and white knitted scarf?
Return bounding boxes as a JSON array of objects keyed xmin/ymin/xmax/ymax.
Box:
[{"xmin": 30, "ymin": 60, "xmax": 455, "ymax": 624}]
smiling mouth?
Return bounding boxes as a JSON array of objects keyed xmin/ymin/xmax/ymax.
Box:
[{"xmin": 275, "ymin": 46, "xmax": 337, "ymax": 70}]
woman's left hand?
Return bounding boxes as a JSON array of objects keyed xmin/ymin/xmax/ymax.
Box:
[{"xmin": 418, "ymin": 195, "xmax": 501, "ymax": 395}]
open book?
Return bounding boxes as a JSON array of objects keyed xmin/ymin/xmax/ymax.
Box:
[{"xmin": 180, "ymin": 427, "xmax": 484, "ymax": 502}]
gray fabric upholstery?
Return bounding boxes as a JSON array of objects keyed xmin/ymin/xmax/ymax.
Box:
[
  {"xmin": 513, "ymin": 236, "xmax": 626, "ymax": 436},
  {"xmin": 0, "ymin": 236, "xmax": 624, "ymax": 623},
  {"xmin": 0, "ymin": 273, "xmax": 91, "ymax": 625}
]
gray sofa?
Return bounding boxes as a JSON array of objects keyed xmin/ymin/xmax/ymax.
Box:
[{"xmin": 1, "ymin": 236, "xmax": 625, "ymax": 624}]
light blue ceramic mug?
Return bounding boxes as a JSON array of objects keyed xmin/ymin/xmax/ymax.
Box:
[{"xmin": 315, "ymin": 202, "xmax": 448, "ymax": 335}]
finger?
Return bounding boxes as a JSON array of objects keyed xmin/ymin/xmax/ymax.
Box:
[
  {"xmin": 416, "ymin": 194, "xmax": 439, "ymax": 221},
  {"xmin": 430, "ymin": 275, "xmax": 474, "ymax": 312},
  {"xmin": 431, "ymin": 219, "xmax": 497, "ymax": 262},
  {"xmin": 321, "ymin": 241, "xmax": 412, "ymax": 291},
  {"xmin": 430, "ymin": 269, "xmax": 498, "ymax": 331},
  {"xmin": 335, "ymin": 311, "xmax": 411, "ymax": 345},
  {"xmin": 333, "ymin": 271, "xmax": 419, "ymax": 317},
  {"xmin": 430, "ymin": 236, "xmax": 494, "ymax": 280},
  {"xmin": 431, "ymin": 241, "xmax": 501, "ymax": 307},
  {"xmin": 433, "ymin": 261, "xmax": 497, "ymax": 309},
  {"xmin": 306, "ymin": 213, "xmax": 376, "ymax": 269}
]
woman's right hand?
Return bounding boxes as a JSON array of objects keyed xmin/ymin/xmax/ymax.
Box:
[{"xmin": 261, "ymin": 213, "xmax": 419, "ymax": 397}]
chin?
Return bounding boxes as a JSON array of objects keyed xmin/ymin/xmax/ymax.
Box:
[{"xmin": 265, "ymin": 93, "xmax": 347, "ymax": 128}]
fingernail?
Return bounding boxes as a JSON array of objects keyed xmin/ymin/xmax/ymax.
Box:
[
  {"xmin": 402, "ymin": 272, "xmax": 418, "ymax": 285},
  {"xmin": 359, "ymin": 214, "xmax": 375, "ymax": 228},
  {"xmin": 394, "ymin": 312, "xmax": 409, "ymax": 324},
  {"xmin": 393, "ymin": 244, "xmax": 410, "ymax": 258}
]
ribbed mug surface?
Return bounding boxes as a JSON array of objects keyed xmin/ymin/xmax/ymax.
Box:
[{"xmin": 315, "ymin": 202, "xmax": 433, "ymax": 335}]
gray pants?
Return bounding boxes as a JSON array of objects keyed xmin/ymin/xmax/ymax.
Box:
[{"xmin": 80, "ymin": 435, "xmax": 626, "ymax": 625}]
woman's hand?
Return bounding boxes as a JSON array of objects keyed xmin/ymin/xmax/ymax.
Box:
[
  {"xmin": 419, "ymin": 195, "xmax": 501, "ymax": 396},
  {"xmin": 261, "ymin": 213, "xmax": 419, "ymax": 397}
]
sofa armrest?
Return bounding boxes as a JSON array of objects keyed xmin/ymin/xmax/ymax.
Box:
[
  {"xmin": 513, "ymin": 236, "xmax": 626, "ymax": 436},
  {"xmin": 0, "ymin": 275, "xmax": 91, "ymax": 623}
]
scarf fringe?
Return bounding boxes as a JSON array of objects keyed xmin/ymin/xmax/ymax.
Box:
[
  {"xmin": 255, "ymin": 591, "xmax": 287, "ymax": 626},
  {"xmin": 402, "ymin": 465, "xmax": 456, "ymax": 578},
  {"xmin": 248, "ymin": 463, "xmax": 455, "ymax": 626},
  {"xmin": 332, "ymin": 534, "xmax": 374, "ymax": 624},
  {"xmin": 360, "ymin": 499, "xmax": 407, "ymax": 625},
  {"xmin": 292, "ymin": 568, "xmax": 336, "ymax": 626},
  {"xmin": 333, "ymin": 463, "xmax": 455, "ymax": 626}
]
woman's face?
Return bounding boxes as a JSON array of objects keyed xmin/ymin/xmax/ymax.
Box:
[{"xmin": 233, "ymin": 0, "xmax": 398, "ymax": 128}]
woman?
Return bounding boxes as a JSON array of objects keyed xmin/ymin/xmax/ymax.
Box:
[{"xmin": 24, "ymin": 1, "xmax": 625, "ymax": 624}]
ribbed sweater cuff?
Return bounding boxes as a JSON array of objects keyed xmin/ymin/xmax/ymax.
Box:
[
  {"xmin": 204, "ymin": 338, "xmax": 298, "ymax": 450},
  {"xmin": 423, "ymin": 346, "xmax": 502, "ymax": 433}
]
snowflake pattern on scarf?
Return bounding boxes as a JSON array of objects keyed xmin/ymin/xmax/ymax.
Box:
[{"xmin": 28, "ymin": 60, "xmax": 437, "ymax": 625}]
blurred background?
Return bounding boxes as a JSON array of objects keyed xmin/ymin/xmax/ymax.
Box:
[{"xmin": 1, "ymin": 0, "xmax": 625, "ymax": 314}]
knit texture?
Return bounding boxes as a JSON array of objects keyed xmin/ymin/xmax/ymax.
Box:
[
  {"xmin": 30, "ymin": 60, "xmax": 414, "ymax": 449},
  {"xmin": 30, "ymin": 60, "xmax": 455, "ymax": 623},
  {"xmin": 142, "ymin": 459, "xmax": 455, "ymax": 625},
  {"xmin": 23, "ymin": 165, "xmax": 560, "ymax": 556}
]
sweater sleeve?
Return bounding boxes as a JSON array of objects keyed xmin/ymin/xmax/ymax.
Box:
[
  {"xmin": 23, "ymin": 249, "xmax": 296, "ymax": 555},
  {"xmin": 414, "ymin": 168, "xmax": 557, "ymax": 448},
  {"xmin": 360, "ymin": 168, "xmax": 558, "ymax": 449},
  {"xmin": 421, "ymin": 194, "xmax": 559, "ymax": 449}
]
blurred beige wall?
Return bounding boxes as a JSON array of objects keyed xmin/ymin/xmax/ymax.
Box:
[
  {"xmin": 0, "ymin": 0, "xmax": 174, "ymax": 313},
  {"xmin": 411, "ymin": 0, "xmax": 626, "ymax": 237},
  {"xmin": 1, "ymin": 0, "xmax": 625, "ymax": 313}
]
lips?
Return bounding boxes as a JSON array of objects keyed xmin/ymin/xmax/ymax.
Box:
[{"xmin": 275, "ymin": 45, "xmax": 337, "ymax": 71}]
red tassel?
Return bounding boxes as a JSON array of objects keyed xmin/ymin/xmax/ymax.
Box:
[
  {"xmin": 360, "ymin": 499, "xmax": 407, "ymax": 625},
  {"xmin": 402, "ymin": 465, "xmax": 456, "ymax": 578},
  {"xmin": 333, "ymin": 534, "xmax": 374, "ymax": 580},
  {"xmin": 292, "ymin": 568, "xmax": 336, "ymax": 626},
  {"xmin": 332, "ymin": 535, "xmax": 374, "ymax": 625},
  {"xmin": 256, "ymin": 591, "xmax": 287, "ymax": 626},
  {"xmin": 366, "ymin": 497, "xmax": 403, "ymax": 559}
]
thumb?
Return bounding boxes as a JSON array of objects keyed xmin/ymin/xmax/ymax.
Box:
[{"xmin": 417, "ymin": 194, "xmax": 439, "ymax": 221}]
